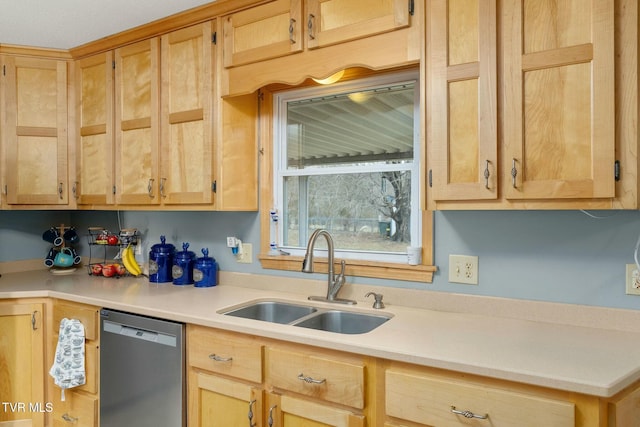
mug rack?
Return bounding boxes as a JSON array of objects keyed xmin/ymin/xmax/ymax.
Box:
[{"xmin": 43, "ymin": 223, "xmax": 81, "ymax": 270}]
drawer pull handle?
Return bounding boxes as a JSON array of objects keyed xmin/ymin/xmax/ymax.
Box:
[
  {"xmin": 511, "ymin": 158, "xmax": 518, "ymax": 188},
  {"xmin": 268, "ymin": 404, "xmax": 277, "ymax": 427},
  {"xmin": 248, "ymin": 399, "xmax": 257, "ymax": 427},
  {"xmin": 209, "ymin": 353, "xmax": 233, "ymax": 362},
  {"xmin": 62, "ymin": 413, "xmax": 78, "ymax": 423},
  {"xmin": 297, "ymin": 373, "xmax": 326, "ymax": 384},
  {"xmin": 451, "ymin": 406, "xmax": 488, "ymax": 420}
]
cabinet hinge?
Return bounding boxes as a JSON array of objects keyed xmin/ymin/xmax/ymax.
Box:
[
  {"xmin": 2, "ymin": 65, "xmax": 5, "ymax": 76},
  {"xmin": 428, "ymin": 169, "xmax": 433, "ymax": 187},
  {"xmin": 212, "ymin": 32, "xmax": 217, "ymax": 45},
  {"xmin": 615, "ymin": 160, "xmax": 621, "ymax": 181},
  {"xmin": 112, "ymin": 185, "xmax": 116, "ymax": 195},
  {"xmin": 212, "ymin": 181, "xmax": 217, "ymax": 193},
  {"xmin": 408, "ymin": 0, "xmax": 414, "ymax": 16},
  {"xmin": 4, "ymin": 184, "xmax": 7, "ymax": 195},
  {"xmin": 112, "ymin": 61, "xmax": 116, "ymax": 70}
]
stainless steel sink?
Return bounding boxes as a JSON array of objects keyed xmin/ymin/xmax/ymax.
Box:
[
  {"xmin": 293, "ymin": 310, "xmax": 390, "ymax": 334},
  {"xmin": 222, "ymin": 301, "xmax": 317, "ymax": 324},
  {"xmin": 220, "ymin": 300, "xmax": 392, "ymax": 334}
]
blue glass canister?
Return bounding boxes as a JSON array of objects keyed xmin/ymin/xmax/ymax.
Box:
[
  {"xmin": 193, "ymin": 248, "xmax": 218, "ymax": 288},
  {"xmin": 148, "ymin": 236, "xmax": 175, "ymax": 283},
  {"xmin": 172, "ymin": 242, "xmax": 196, "ymax": 285}
]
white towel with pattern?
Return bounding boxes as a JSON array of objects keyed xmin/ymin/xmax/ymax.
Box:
[{"xmin": 49, "ymin": 318, "xmax": 86, "ymax": 401}]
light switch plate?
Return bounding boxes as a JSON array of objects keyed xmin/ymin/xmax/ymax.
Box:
[{"xmin": 237, "ymin": 243, "xmax": 252, "ymax": 264}]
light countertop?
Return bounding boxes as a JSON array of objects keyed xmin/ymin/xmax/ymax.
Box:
[{"xmin": 3, "ymin": 268, "xmax": 640, "ymax": 398}]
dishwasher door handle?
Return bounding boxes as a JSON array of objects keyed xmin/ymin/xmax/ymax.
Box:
[{"xmin": 103, "ymin": 319, "xmax": 177, "ymax": 347}]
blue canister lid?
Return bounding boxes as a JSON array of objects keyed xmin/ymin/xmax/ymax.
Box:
[
  {"xmin": 150, "ymin": 235, "xmax": 175, "ymax": 255},
  {"xmin": 195, "ymin": 248, "xmax": 216, "ymax": 267},
  {"xmin": 174, "ymin": 242, "xmax": 196, "ymax": 261}
]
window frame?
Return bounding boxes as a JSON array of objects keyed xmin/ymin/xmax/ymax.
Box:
[
  {"xmin": 273, "ymin": 71, "xmax": 422, "ymax": 264},
  {"xmin": 258, "ymin": 68, "xmax": 435, "ymax": 283}
]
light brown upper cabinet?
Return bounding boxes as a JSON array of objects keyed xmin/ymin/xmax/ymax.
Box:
[
  {"xmin": 428, "ymin": 0, "xmax": 623, "ymax": 210},
  {"xmin": 221, "ymin": 0, "xmax": 420, "ymax": 97},
  {"xmin": 502, "ymin": 0, "xmax": 615, "ymax": 201},
  {"xmin": 160, "ymin": 22, "xmax": 215, "ymax": 205},
  {"xmin": 428, "ymin": 0, "xmax": 498, "ymax": 201},
  {"xmin": 223, "ymin": 0, "xmax": 410, "ymax": 68},
  {"xmin": 1, "ymin": 56, "xmax": 70, "ymax": 206},
  {"xmin": 114, "ymin": 38, "xmax": 161, "ymax": 205},
  {"xmin": 74, "ymin": 52, "xmax": 115, "ymax": 206},
  {"xmin": 222, "ymin": 0, "xmax": 303, "ymax": 67}
]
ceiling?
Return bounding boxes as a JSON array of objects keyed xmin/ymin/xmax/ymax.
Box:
[{"xmin": 0, "ymin": 0, "xmax": 215, "ymax": 50}]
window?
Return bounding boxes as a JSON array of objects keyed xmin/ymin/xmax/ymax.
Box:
[{"xmin": 272, "ymin": 70, "xmax": 421, "ymax": 264}]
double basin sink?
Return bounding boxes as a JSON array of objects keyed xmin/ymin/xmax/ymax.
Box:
[{"xmin": 219, "ymin": 300, "xmax": 391, "ymax": 334}]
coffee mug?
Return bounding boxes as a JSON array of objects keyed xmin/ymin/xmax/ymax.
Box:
[
  {"xmin": 44, "ymin": 248, "xmax": 57, "ymax": 267},
  {"xmin": 43, "ymin": 228, "xmax": 63, "ymax": 246},
  {"xmin": 54, "ymin": 248, "xmax": 74, "ymax": 268},
  {"xmin": 64, "ymin": 227, "xmax": 79, "ymax": 244},
  {"xmin": 67, "ymin": 247, "xmax": 82, "ymax": 265}
]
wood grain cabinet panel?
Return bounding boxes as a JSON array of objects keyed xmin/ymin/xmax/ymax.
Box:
[
  {"xmin": 0, "ymin": 300, "xmax": 45, "ymax": 427},
  {"xmin": 502, "ymin": 0, "xmax": 615, "ymax": 200},
  {"xmin": 74, "ymin": 52, "xmax": 115, "ymax": 206},
  {"xmin": 1, "ymin": 56, "xmax": 70, "ymax": 206},
  {"xmin": 386, "ymin": 369, "xmax": 575, "ymax": 427},
  {"xmin": 160, "ymin": 22, "xmax": 215, "ymax": 205},
  {"xmin": 305, "ymin": 0, "xmax": 409, "ymax": 50},
  {"xmin": 265, "ymin": 346, "xmax": 366, "ymax": 409},
  {"xmin": 49, "ymin": 300, "xmax": 100, "ymax": 427},
  {"xmin": 428, "ymin": 0, "xmax": 498, "ymax": 201},
  {"xmin": 187, "ymin": 324, "xmax": 263, "ymax": 383},
  {"xmin": 223, "ymin": 0, "xmax": 303, "ymax": 68},
  {"xmin": 114, "ymin": 38, "xmax": 161, "ymax": 205}
]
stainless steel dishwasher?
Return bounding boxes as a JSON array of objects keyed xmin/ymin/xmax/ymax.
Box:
[{"xmin": 100, "ymin": 309, "xmax": 185, "ymax": 427}]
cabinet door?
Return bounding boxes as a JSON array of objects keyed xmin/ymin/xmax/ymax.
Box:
[
  {"xmin": 160, "ymin": 22, "xmax": 214, "ymax": 205},
  {"xmin": 502, "ymin": 0, "xmax": 615, "ymax": 200},
  {"xmin": 223, "ymin": 0, "xmax": 303, "ymax": 68},
  {"xmin": 114, "ymin": 38, "xmax": 160, "ymax": 205},
  {"xmin": 0, "ymin": 301, "xmax": 45, "ymax": 427},
  {"xmin": 189, "ymin": 370, "xmax": 262, "ymax": 427},
  {"xmin": 428, "ymin": 0, "xmax": 497, "ymax": 201},
  {"xmin": 306, "ymin": 0, "xmax": 410, "ymax": 49},
  {"xmin": 2, "ymin": 56, "xmax": 69, "ymax": 205},
  {"xmin": 267, "ymin": 393, "xmax": 364, "ymax": 427},
  {"xmin": 75, "ymin": 52, "xmax": 114, "ymax": 205}
]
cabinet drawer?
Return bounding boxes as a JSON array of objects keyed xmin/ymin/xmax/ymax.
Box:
[
  {"xmin": 386, "ymin": 369, "xmax": 575, "ymax": 427},
  {"xmin": 265, "ymin": 346, "xmax": 365, "ymax": 409},
  {"xmin": 187, "ymin": 325, "xmax": 263, "ymax": 383},
  {"xmin": 52, "ymin": 390, "xmax": 98, "ymax": 427},
  {"xmin": 53, "ymin": 302, "xmax": 99, "ymax": 341}
]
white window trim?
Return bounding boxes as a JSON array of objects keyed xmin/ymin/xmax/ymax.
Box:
[{"xmin": 272, "ymin": 70, "xmax": 421, "ymax": 264}]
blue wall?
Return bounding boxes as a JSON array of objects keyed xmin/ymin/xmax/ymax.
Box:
[{"xmin": 3, "ymin": 209, "xmax": 640, "ymax": 310}]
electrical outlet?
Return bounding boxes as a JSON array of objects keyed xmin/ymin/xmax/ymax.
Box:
[
  {"xmin": 135, "ymin": 239, "xmax": 142, "ymax": 255},
  {"xmin": 237, "ymin": 243, "xmax": 252, "ymax": 264},
  {"xmin": 449, "ymin": 254, "xmax": 479, "ymax": 285},
  {"xmin": 626, "ymin": 264, "xmax": 640, "ymax": 295}
]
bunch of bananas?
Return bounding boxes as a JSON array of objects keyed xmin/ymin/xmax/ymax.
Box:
[{"xmin": 121, "ymin": 245, "xmax": 142, "ymax": 276}]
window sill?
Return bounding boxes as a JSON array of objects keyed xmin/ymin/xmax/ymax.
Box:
[{"xmin": 258, "ymin": 254, "xmax": 435, "ymax": 283}]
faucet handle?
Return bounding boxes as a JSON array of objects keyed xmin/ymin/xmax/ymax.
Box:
[{"xmin": 365, "ymin": 292, "xmax": 385, "ymax": 309}]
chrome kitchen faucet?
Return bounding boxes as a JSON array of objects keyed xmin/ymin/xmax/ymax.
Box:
[{"xmin": 302, "ymin": 229, "xmax": 356, "ymax": 305}]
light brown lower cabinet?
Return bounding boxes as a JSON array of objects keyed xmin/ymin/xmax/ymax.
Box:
[
  {"xmin": 187, "ymin": 325, "xmax": 640, "ymax": 427},
  {"xmin": 49, "ymin": 300, "xmax": 100, "ymax": 427},
  {"xmin": 0, "ymin": 299, "xmax": 46, "ymax": 427}
]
